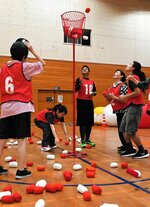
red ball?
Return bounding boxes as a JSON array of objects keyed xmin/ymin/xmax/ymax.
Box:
[
  {"xmin": 85, "ymin": 8, "xmax": 91, "ymax": 13},
  {"xmin": 59, "ymin": 138, "xmax": 63, "ymax": 142},
  {"xmin": 26, "ymin": 184, "xmax": 35, "ymax": 194},
  {"xmin": 26, "ymin": 161, "xmax": 33, "ymax": 167},
  {"xmin": 86, "ymin": 144, "xmax": 91, "ymax": 149},
  {"xmin": 65, "ymin": 141, "xmax": 69, "ymax": 145},
  {"xmin": 121, "ymin": 162, "xmax": 128, "ymax": 169},
  {"xmin": 37, "ymin": 166, "xmax": 45, "ymax": 171},
  {"xmin": 56, "ymin": 183, "xmax": 64, "ymax": 191},
  {"xmin": 83, "ymin": 191, "xmax": 91, "ymax": 201},
  {"xmin": 1, "ymin": 195, "xmax": 15, "ymax": 203},
  {"xmin": 91, "ymin": 162, "xmax": 97, "ymax": 168},
  {"xmin": 12, "ymin": 192, "xmax": 22, "ymax": 202},
  {"xmin": 86, "ymin": 166, "xmax": 96, "ymax": 172},
  {"xmin": 29, "ymin": 140, "xmax": 34, "ymax": 144},
  {"xmin": 60, "ymin": 154, "xmax": 66, "ymax": 159},
  {"xmin": 63, "ymin": 171, "xmax": 73, "ymax": 181},
  {"xmin": 45, "ymin": 183, "xmax": 57, "ymax": 193},
  {"xmin": 3, "ymin": 185, "xmax": 13, "ymax": 192},
  {"xmin": 86, "ymin": 171, "xmax": 95, "ymax": 178},
  {"xmin": 92, "ymin": 185, "xmax": 102, "ymax": 195},
  {"xmin": 33, "ymin": 186, "xmax": 44, "ymax": 194}
]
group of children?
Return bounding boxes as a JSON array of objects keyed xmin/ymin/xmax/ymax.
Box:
[
  {"xmin": 0, "ymin": 38, "xmax": 149, "ymax": 180},
  {"xmin": 103, "ymin": 61, "xmax": 149, "ymax": 159}
]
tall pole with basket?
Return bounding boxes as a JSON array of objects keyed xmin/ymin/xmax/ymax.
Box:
[{"xmin": 61, "ymin": 11, "xmax": 86, "ymax": 157}]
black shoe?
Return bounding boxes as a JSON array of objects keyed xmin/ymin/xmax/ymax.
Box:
[
  {"xmin": 118, "ymin": 145, "xmax": 126, "ymax": 153},
  {"xmin": 0, "ymin": 166, "xmax": 8, "ymax": 175},
  {"xmin": 16, "ymin": 168, "xmax": 32, "ymax": 179},
  {"xmin": 120, "ymin": 149, "xmax": 136, "ymax": 157},
  {"xmin": 132, "ymin": 149, "xmax": 149, "ymax": 159}
]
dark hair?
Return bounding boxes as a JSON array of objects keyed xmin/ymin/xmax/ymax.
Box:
[
  {"xmin": 10, "ymin": 42, "xmax": 28, "ymax": 61},
  {"xmin": 50, "ymin": 104, "xmax": 67, "ymax": 115},
  {"xmin": 81, "ymin": 65, "xmax": 90, "ymax": 72},
  {"xmin": 115, "ymin": 69, "xmax": 126, "ymax": 83},
  {"xmin": 132, "ymin": 61, "xmax": 146, "ymax": 81}
]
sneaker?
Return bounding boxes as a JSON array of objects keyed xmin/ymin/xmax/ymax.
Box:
[
  {"xmin": 41, "ymin": 146, "xmax": 51, "ymax": 152},
  {"xmin": 16, "ymin": 168, "xmax": 32, "ymax": 179},
  {"xmin": 132, "ymin": 149, "xmax": 149, "ymax": 159},
  {"xmin": 120, "ymin": 148, "xmax": 136, "ymax": 157},
  {"xmin": 80, "ymin": 140, "xmax": 86, "ymax": 148},
  {"xmin": 86, "ymin": 139, "xmax": 96, "ymax": 147},
  {"xmin": 51, "ymin": 145, "xmax": 57, "ymax": 149},
  {"xmin": 118, "ymin": 145, "xmax": 126, "ymax": 152},
  {"xmin": 0, "ymin": 166, "xmax": 8, "ymax": 175}
]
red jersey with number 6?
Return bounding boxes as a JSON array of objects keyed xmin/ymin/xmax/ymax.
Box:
[
  {"xmin": 77, "ymin": 77, "xmax": 94, "ymax": 100},
  {"xmin": 0, "ymin": 62, "xmax": 32, "ymax": 104}
]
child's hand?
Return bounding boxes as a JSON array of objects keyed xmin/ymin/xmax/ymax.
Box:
[
  {"xmin": 22, "ymin": 40, "xmax": 33, "ymax": 52},
  {"xmin": 55, "ymin": 138, "xmax": 60, "ymax": 143}
]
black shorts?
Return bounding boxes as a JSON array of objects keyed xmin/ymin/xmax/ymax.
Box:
[
  {"xmin": 76, "ymin": 99, "xmax": 94, "ymax": 126},
  {"xmin": 0, "ymin": 112, "xmax": 31, "ymax": 139}
]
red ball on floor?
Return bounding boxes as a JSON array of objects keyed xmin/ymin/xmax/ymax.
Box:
[
  {"xmin": 83, "ymin": 191, "xmax": 91, "ymax": 201},
  {"xmin": 1, "ymin": 195, "xmax": 15, "ymax": 203},
  {"xmin": 92, "ymin": 185, "xmax": 102, "ymax": 195},
  {"xmin": 12, "ymin": 192, "xmax": 22, "ymax": 202}
]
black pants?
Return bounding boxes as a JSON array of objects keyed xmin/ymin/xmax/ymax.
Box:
[
  {"xmin": 34, "ymin": 118, "xmax": 55, "ymax": 147},
  {"xmin": 116, "ymin": 113, "xmax": 126, "ymax": 146}
]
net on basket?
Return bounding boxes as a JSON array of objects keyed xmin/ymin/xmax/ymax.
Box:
[{"xmin": 61, "ymin": 11, "xmax": 86, "ymax": 39}]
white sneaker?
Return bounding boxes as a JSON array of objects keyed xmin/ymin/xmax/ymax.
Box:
[
  {"xmin": 41, "ymin": 146, "xmax": 51, "ymax": 152},
  {"xmin": 51, "ymin": 145, "xmax": 57, "ymax": 149}
]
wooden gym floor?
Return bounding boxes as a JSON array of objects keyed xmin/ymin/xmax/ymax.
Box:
[{"xmin": 0, "ymin": 125, "xmax": 150, "ymax": 207}]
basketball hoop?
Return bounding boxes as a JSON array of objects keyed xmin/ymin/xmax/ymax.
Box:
[{"xmin": 61, "ymin": 11, "xmax": 86, "ymax": 39}]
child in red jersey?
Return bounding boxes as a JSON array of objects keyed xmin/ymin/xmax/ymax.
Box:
[
  {"xmin": 34, "ymin": 104, "xmax": 70, "ymax": 152},
  {"xmin": 0, "ymin": 38, "xmax": 45, "ymax": 179},
  {"xmin": 119, "ymin": 61, "xmax": 149, "ymax": 159},
  {"xmin": 103, "ymin": 69, "xmax": 128, "ymax": 153},
  {"xmin": 75, "ymin": 65, "xmax": 97, "ymax": 148}
]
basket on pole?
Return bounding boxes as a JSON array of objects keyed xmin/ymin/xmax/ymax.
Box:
[
  {"xmin": 61, "ymin": 11, "xmax": 86, "ymax": 157},
  {"xmin": 61, "ymin": 11, "xmax": 86, "ymax": 39}
]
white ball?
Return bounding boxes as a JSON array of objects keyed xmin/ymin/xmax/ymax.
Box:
[
  {"xmin": 77, "ymin": 184, "xmax": 88, "ymax": 194},
  {"xmin": 75, "ymin": 135, "xmax": 78, "ymax": 139},
  {"xmin": 12, "ymin": 140, "xmax": 18, "ymax": 145},
  {"xmin": 47, "ymin": 154, "xmax": 55, "ymax": 160},
  {"xmin": 110, "ymin": 162, "xmax": 118, "ymax": 168},
  {"xmin": 36, "ymin": 179, "xmax": 47, "ymax": 188},
  {"xmin": 53, "ymin": 163, "xmax": 62, "ymax": 170},
  {"xmin": 6, "ymin": 142, "xmax": 12, "ymax": 146},
  {"xmin": 9, "ymin": 161, "xmax": 18, "ymax": 168},
  {"xmin": 76, "ymin": 138, "xmax": 81, "ymax": 143},
  {"xmin": 5, "ymin": 156, "xmax": 12, "ymax": 162},
  {"xmin": 62, "ymin": 150, "xmax": 68, "ymax": 154},
  {"xmin": 82, "ymin": 35, "xmax": 88, "ymax": 40},
  {"xmin": 35, "ymin": 199, "xmax": 45, "ymax": 207},
  {"xmin": 37, "ymin": 140, "xmax": 42, "ymax": 145},
  {"xmin": 0, "ymin": 191, "xmax": 11, "ymax": 200},
  {"xmin": 134, "ymin": 170, "xmax": 142, "ymax": 178},
  {"xmin": 100, "ymin": 204, "xmax": 119, "ymax": 207},
  {"xmin": 75, "ymin": 147, "xmax": 82, "ymax": 152},
  {"xmin": 73, "ymin": 164, "xmax": 82, "ymax": 171}
]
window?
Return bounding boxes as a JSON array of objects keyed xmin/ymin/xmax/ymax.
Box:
[{"xmin": 64, "ymin": 29, "xmax": 91, "ymax": 46}]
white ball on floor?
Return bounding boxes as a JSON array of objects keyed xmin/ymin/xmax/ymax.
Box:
[
  {"xmin": 76, "ymin": 138, "xmax": 81, "ymax": 143},
  {"xmin": 35, "ymin": 199, "xmax": 45, "ymax": 207},
  {"xmin": 37, "ymin": 140, "xmax": 42, "ymax": 145},
  {"xmin": 9, "ymin": 161, "xmax": 18, "ymax": 168},
  {"xmin": 110, "ymin": 162, "xmax": 118, "ymax": 168},
  {"xmin": 53, "ymin": 163, "xmax": 62, "ymax": 170},
  {"xmin": 73, "ymin": 164, "xmax": 82, "ymax": 170},
  {"xmin": 100, "ymin": 203, "xmax": 119, "ymax": 207},
  {"xmin": 62, "ymin": 150, "xmax": 68, "ymax": 154},
  {"xmin": 77, "ymin": 184, "xmax": 88, "ymax": 194},
  {"xmin": 36, "ymin": 179, "xmax": 47, "ymax": 188},
  {"xmin": 5, "ymin": 156, "xmax": 12, "ymax": 162},
  {"xmin": 12, "ymin": 140, "xmax": 18, "ymax": 145},
  {"xmin": 76, "ymin": 147, "xmax": 82, "ymax": 152},
  {"xmin": 0, "ymin": 191, "xmax": 11, "ymax": 200},
  {"xmin": 67, "ymin": 137, "xmax": 72, "ymax": 142},
  {"xmin": 134, "ymin": 170, "xmax": 142, "ymax": 178},
  {"xmin": 47, "ymin": 154, "xmax": 55, "ymax": 160}
]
